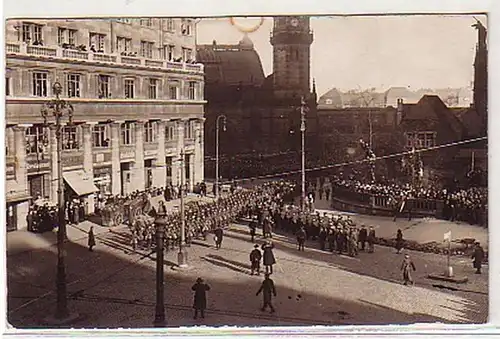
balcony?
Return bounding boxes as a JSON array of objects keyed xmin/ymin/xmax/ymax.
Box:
[{"xmin": 6, "ymin": 42, "xmax": 204, "ymax": 74}]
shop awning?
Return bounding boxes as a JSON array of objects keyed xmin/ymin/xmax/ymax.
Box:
[{"xmin": 63, "ymin": 170, "xmax": 99, "ymax": 196}]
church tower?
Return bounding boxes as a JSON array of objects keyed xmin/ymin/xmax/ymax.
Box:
[
  {"xmin": 270, "ymin": 16, "xmax": 313, "ymax": 102},
  {"xmin": 472, "ymin": 19, "xmax": 487, "ymax": 136}
]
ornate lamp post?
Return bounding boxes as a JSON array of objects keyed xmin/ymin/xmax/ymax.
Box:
[
  {"xmin": 215, "ymin": 115, "xmax": 227, "ymax": 200},
  {"xmin": 40, "ymin": 81, "xmax": 75, "ymax": 322},
  {"xmin": 153, "ymin": 217, "xmax": 167, "ymax": 327}
]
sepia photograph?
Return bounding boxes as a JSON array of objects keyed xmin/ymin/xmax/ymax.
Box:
[{"xmin": 4, "ymin": 14, "xmax": 488, "ymax": 329}]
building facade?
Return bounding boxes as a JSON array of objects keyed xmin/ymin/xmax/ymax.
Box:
[
  {"xmin": 5, "ymin": 18, "xmax": 206, "ymax": 231},
  {"xmin": 197, "ymin": 16, "xmax": 318, "ymax": 177}
]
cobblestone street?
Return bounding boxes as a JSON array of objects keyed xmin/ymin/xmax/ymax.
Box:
[{"xmin": 7, "ymin": 209, "xmax": 488, "ymax": 328}]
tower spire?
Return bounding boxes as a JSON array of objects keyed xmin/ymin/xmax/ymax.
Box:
[{"xmin": 312, "ymin": 78, "xmax": 317, "ymax": 94}]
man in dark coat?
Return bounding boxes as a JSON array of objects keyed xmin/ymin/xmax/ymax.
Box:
[
  {"xmin": 256, "ymin": 273, "xmax": 277, "ymax": 313},
  {"xmin": 296, "ymin": 226, "xmax": 306, "ymax": 251},
  {"xmin": 395, "ymin": 229, "xmax": 404, "ymax": 254},
  {"xmin": 472, "ymin": 242, "xmax": 485, "ymax": 274},
  {"xmin": 358, "ymin": 225, "xmax": 368, "ymax": 251},
  {"xmin": 318, "ymin": 227, "xmax": 327, "ymax": 251},
  {"xmin": 367, "ymin": 226, "xmax": 376, "ymax": 253},
  {"xmin": 324, "ymin": 186, "xmax": 331, "ymax": 201},
  {"xmin": 88, "ymin": 226, "xmax": 96, "ymax": 252},
  {"xmin": 214, "ymin": 225, "xmax": 223, "ymax": 249},
  {"xmin": 249, "ymin": 217, "xmax": 257, "ymax": 243},
  {"xmin": 250, "ymin": 244, "xmax": 262, "ymax": 275},
  {"xmin": 192, "ymin": 277, "xmax": 210, "ymax": 319},
  {"xmin": 261, "ymin": 241, "xmax": 276, "ymax": 274}
]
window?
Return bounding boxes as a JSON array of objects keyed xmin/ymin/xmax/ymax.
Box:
[
  {"xmin": 166, "ymin": 157, "xmax": 173, "ymax": 182},
  {"xmin": 140, "ymin": 18, "xmax": 153, "ymax": 27},
  {"xmin": 144, "ymin": 121, "xmax": 156, "ymax": 143},
  {"xmin": 62, "ymin": 126, "xmax": 79, "ymax": 150},
  {"xmin": 416, "ymin": 133, "xmax": 425, "ymax": 148},
  {"xmin": 92, "ymin": 124, "xmax": 109, "ymax": 148},
  {"xmin": 325, "ymin": 99, "xmax": 333, "ymax": 105},
  {"xmin": 58, "ymin": 28, "xmax": 77, "ymax": 46},
  {"xmin": 406, "ymin": 133, "xmax": 414, "ymax": 147},
  {"xmin": 166, "ymin": 18, "xmax": 175, "ymax": 31},
  {"xmin": 168, "ymin": 82, "xmax": 179, "ymax": 99},
  {"xmin": 116, "ymin": 36, "xmax": 132, "ymax": 53},
  {"xmin": 6, "ymin": 77, "xmax": 11, "ymax": 96},
  {"xmin": 165, "ymin": 123, "xmax": 176, "ymax": 141},
  {"xmin": 121, "ymin": 122, "xmax": 134, "ymax": 145},
  {"xmin": 98, "ymin": 74, "xmax": 111, "ymax": 98},
  {"xmin": 148, "ymin": 78, "xmax": 158, "ymax": 99},
  {"xmin": 89, "ymin": 33, "xmax": 105, "ymax": 52},
  {"xmin": 32, "ymin": 72, "xmax": 48, "ymax": 97},
  {"xmin": 182, "ymin": 47, "xmax": 192, "ymax": 62},
  {"xmin": 181, "ymin": 20, "xmax": 192, "ymax": 35},
  {"xmin": 425, "ymin": 132, "xmax": 435, "ymax": 147},
  {"xmin": 162, "ymin": 45, "xmax": 174, "ymax": 60},
  {"xmin": 124, "ymin": 79, "xmax": 135, "ymax": 99},
  {"xmin": 67, "ymin": 73, "xmax": 81, "ymax": 98},
  {"xmin": 22, "ymin": 22, "xmax": 43, "ymax": 44},
  {"xmin": 188, "ymin": 81, "xmax": 196, "ymax": 100},
  {"xmin": 25, "ymin": 126, "xmax": 47, "ymax": 155},
  {"xmin": 184, "ymin": 120, "xmax": 194, "ymax": 139},
  {"xmin": 140, "ymin": 41, "xmax": 154, "ymax": 59}
]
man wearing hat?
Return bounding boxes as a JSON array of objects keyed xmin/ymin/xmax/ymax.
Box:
[
  {"xmin": 401, "ymin": 254, "xmax": 416, "ymax": 285},
  {"xmin": 472, "ymin": 242, "xmax": 485, "ymax": 274},
  {"xmin": 192, "ymin": 277, "xmax": 211, "ymax": 319},
  {"xmin": 249, "ymin": 216, "xmax": 257, "ymax": 243},
  {"xmin": 256, "ymin": 273, "xmax": 277, "ymax": 313},
  {"xmin": 250, "ymin": 244, "xmax": 262, "ymax": 275}
]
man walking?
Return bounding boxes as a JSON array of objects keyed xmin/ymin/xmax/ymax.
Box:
[
  {"xmin": 192, "ymin": 277, "xmax": 210, "ymax": 319},
  {"xmin": 472, "ymin": 242, "xmax": 485, "ymax": 274},
  {"xmin": 214, "ymin": 225, "xmax": 223, "ymax": 249},
  {"xmin": 296, "ymin": 226, "xmax": 306, "ymax": 252},
  {"xmin": 401, "ymin": 254, "xmax": 416, "ymax": 285},
  {"xmin": 256, "ymin": 273, "xmax": 277, "ymax": 314},
  {"xmin": 358, "ymin": 225, "xmax": 368, "ymax": 251},
  {"xmin": 367, "ymin": 226, "xmax": 376, "ymax": 253},
  {"xmin": 88, "ymin": 226, "xmax": 96, "ymax": 252},
  {"xmin": 250, "ymin": 244, "xmax": 262, "ymax": 275}
]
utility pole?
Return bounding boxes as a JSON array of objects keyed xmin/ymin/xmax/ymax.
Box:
[
  {"xmin": 300, "ymin": 96, "xmax": 307, "ymax": 210},
  {"xmin": 177, "ymin": 149, "xmax": 188, "ymax": 267}
]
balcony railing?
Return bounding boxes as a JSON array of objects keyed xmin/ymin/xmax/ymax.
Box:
[
  {"xmin": 62, "ymin": 49, "xmax": 89, "ymax": 60},
  {"xmin": 27, "ymin": 45, "xmax": 57, "ymax": 56},
  {"xmin": 6, "ymin": 42, "xmax": 204, "ymax": 73}
]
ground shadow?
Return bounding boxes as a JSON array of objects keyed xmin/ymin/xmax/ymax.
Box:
[{"xmin": 7, "ymin": 229, "xmax": 486, "ymax": 329}]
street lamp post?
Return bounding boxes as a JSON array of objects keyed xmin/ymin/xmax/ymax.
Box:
[
  {"xmin": 177, "ymin": 149, "xmax": 188, "ymax": 267},
  {"xmin": 41, "ymin": 82, "xmax": 75, "ymax": 322},
  {"xmin": 153, "ymin": 218, "xmax": 166, "ymax": 327},
  {"xmin": 215, "ymin": 115, "xmax": 227, "ymax": 200},
  {"xmin": 300, "ymin": 97, "xmax": 307, "ymax": 211}
]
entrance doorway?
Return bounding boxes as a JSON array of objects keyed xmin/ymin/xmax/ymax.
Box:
[{"xmin": 6, "ymin": 204, "xmax": 17, "ymax": 232}]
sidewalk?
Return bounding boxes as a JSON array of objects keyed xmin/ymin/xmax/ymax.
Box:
[{"xmin": 6, "ymin": 193, "xmax": 214, "ymax": 257}]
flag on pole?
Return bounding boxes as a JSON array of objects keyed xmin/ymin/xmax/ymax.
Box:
[
  {"xmin": 444, "ymin": 231, "xmax": 452, "ymax": 241},
  {"xmin": 399, "ymin": 200, "xmax": 406, "ymax": 213}
]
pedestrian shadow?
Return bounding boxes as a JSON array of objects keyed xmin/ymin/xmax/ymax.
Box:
[
  {"xmin": 206, "ymin": 254, "xmax": 252, "ymax": 271},
  {"xmin": 201, "ymin": 255, "xmax": 249, "ymax": 275}
]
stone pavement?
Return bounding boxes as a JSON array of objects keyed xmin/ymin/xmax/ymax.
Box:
[{"xmin": 7, "ymin": 213, "xmax": 488, "ymax": 328}]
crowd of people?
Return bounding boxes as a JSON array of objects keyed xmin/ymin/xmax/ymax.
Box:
[
  {"xmin": 328, "ymin": 175, "xmax": 487, "ymax": 226},
  {"xmin": 127, "ymin": 180, "xmax": 298, "ymax": 252}
]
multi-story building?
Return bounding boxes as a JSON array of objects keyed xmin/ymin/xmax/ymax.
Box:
[{"xmin": 5, "ymin": 18, "xmax": 206, "ymax": 231}]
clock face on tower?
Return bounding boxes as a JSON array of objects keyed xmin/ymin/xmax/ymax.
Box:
[{"xmin": 290, "ymin": 17, "xmax": 299, "ymax": 27}]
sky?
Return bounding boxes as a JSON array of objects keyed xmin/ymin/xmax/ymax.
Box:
[{"xmin": 197, "ymin": 15, "xmax": 487, "ymax": 97}]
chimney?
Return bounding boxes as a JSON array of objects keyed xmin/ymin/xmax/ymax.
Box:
[{"xmin": 396, "ymin": 98, "xmax": 404, "ymax": 126}]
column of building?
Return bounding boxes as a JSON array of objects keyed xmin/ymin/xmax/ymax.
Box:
[
  {"xmin": 194, "ymin": 118, "xmax": 205, "ymax": 184},
  {"xmin": 133, "ymin": 121, "xmax": 146, "ymax": 192},
  {"xmin": 82, "ymin": 123, "xmax": 95, "ymax": 214},
  {"xmin": 175, "ymin": 119, "xmax": 186, "ymax": 188},
  {"xmin": 110, "ymin": 122, "xmax": 121, "ymax": 195},
  {"xmin": 13, "ymin": 125, "xmax": 29, "ymax": 229},
  {"xmin": 49, "ymin": 125, "xmax": 59, "ymax": 203},
  {"xmin": 154, "ymin": 120, "xmax": 167, "ymax": 189}
]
